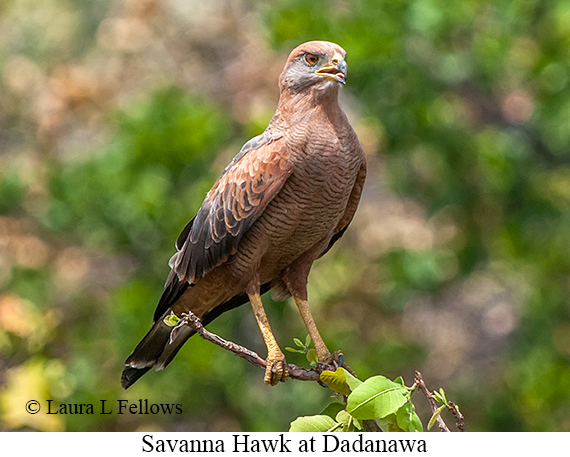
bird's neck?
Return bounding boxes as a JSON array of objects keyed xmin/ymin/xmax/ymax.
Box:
[{"xmin": 270, "ymin": 85, "xmax": 343, "ymax": 130}]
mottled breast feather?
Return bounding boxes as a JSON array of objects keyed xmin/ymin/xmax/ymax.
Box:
[{"xmin": 168, "ymin": 132, "xmax": 293, "ymax": 286}]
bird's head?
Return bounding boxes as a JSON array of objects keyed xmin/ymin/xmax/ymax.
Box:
[{"xmin": 279, "ymin": 41, "xmax": 348, "ymax": 94}]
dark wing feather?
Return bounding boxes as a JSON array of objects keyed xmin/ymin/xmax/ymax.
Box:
[
  {"xmin": 176, "ymin": 216, "xmax": 195, "ymax": 250},
  {"xmin": 152, "ymin": 269, "xmax": 189, "ymax": 322}
]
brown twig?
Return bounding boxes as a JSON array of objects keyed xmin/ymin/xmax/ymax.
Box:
[
  {"xmin": 448, "ymin": 401, "xmax": 465, "ymax": 432},
  {"xmin": 414, "ymin": 370, "xmax": 465, "ymax": 432}
]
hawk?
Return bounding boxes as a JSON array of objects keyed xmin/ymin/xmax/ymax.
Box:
[{"xmin": 122, "ymin": 41, "xmax": 366, "ymax": 388}]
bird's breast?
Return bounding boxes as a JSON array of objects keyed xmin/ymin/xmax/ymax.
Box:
[
  {"xmin": 224, "ymin": 111, "xmax": 364, "ymax": 287},
  {"xmin": 253, "ymin": 134, "xmax": 360, "ymax": 262}
]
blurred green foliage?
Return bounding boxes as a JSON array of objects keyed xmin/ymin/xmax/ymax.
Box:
[{"xmin": 1, "ymin": 0, "xmax": 570, "ymax": 432}]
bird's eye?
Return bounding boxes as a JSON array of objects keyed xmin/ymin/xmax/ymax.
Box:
[{"xmin": 303, "ymin": 53, "xmax": 319, "ymax": 66}]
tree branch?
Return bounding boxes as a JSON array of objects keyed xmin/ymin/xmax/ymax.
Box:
[
  {"xmin": 172, "ymin": 311, "xmax": 325, "ymax": 381},
  {"xmin": 173, "ymin": 312, "xmax": 462, "ymax": 432}
]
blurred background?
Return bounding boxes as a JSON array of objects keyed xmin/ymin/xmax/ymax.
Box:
[{"xmin": 1, "ymin": 0, "xmax": 570, "ymax": 432}]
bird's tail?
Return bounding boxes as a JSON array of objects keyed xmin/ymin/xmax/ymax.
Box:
[
  {"xmin": 121, "ymin": 319, "xmax": 194, "ymax": 389},
  {"xmin": 121, "ymin": 284, "xmax": 270, "ymax": 389}
]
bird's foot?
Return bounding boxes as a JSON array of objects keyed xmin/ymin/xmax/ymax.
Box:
[
  {"xmin": 330, "ymin": 350, "xmax": 344, "ymax": 369},
  {"xmin": 264, "ymin": 354, "xmax": 289, "ymax": 386}
]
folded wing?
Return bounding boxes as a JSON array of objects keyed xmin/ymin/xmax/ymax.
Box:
[{"xmin": 153, "ymin": 132, "xmax": 293, "ymax": 322}]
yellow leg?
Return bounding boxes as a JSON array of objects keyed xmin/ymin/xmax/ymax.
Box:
[
  {"xmin": 248, "ymin": 292, "xmax": 288, "ymax": 385},
  {"xmin": 292, "ymin": 296, "xmax": 331, "ymax": 363}
]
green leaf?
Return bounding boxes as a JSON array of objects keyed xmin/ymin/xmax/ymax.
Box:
[
  {"xmin": 432, "ymin": 391, "xmax": 444, "ymax": 403},
  {"xmin": 334, "ymin": 410, "xmax": 363, "ymax": 432},
  {"xmin": 293, "ymin": 338, "xmax": 304, "ymax": 348},
  {"xmin": 163, "ymin": 311, "xmax": 180, "ymax": 327},
  {"xmin": 289, "ymin": 415, "xmax": 340, "ymax": 432},
  {"xmin": 380, "ymin": 414, "xmax": 402, "ymax": 432},
  {"xmin": 285, "ymin": 347, "xmax": 304, "ymax": 354},
  {"xmin": 319, "ymin": 402, "xmax": 346, "ymax": 419},
  {"xmin": 346, "ymin": 375, "xmax": 409, "ymax": 420},
  {"xmin": 394, "ymin": 376, "xmax": 405, "ymax": 386},
  {"xmin": 396, "ymin": 402, "xmax": 423, "ymax": 432},
  {"xmin": 320, "ymin": 368, "xmax": 352, "ymax": 396},
  {"xmin": 306, "ymin": 348, "xmax": 318, "ymax": 364},
  {"xmin": 336, "ymin": 409, "xmax": 352, "ymax": 425},
  {"xmin": 343, "ymin": 369, "xmax": 363, "ymax": 391},
  {"xmin": 428, "ymin": 405, "xmax": 445, "ymax": 431},
  {"xmin": 305, "ymin": 334, "xmax": 312, "ymax": 348}
]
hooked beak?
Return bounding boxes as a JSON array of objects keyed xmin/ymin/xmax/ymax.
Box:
[{"xmin": 315, "ymin": 52, "xmax": 347, "ymax": 85}]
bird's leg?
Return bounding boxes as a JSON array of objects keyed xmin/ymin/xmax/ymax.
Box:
[
  {"xmin": 248, "ymin": 291, "xmax": 288, "ymax": 385},
  {"xmin": 292, "ymin": 295, "xmax": 332, "ymax": 364}
]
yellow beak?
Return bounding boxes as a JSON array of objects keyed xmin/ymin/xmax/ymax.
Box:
[{"xmin": 315, "ymin": 52, "xmax": 347, "ymax": 84}]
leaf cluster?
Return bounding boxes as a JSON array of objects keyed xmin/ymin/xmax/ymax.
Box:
[
  {"xmin": 290, "ymin": 368, "xmax": 422, "ymax": 432},
  {"xmin": 285, "ymin": 335, "xmax": 318, "ymax": 366}
]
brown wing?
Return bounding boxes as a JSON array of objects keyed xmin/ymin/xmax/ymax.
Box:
[{"xmin": 168, "ymin": 132, "xmax": 293, "ymax": 285}]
